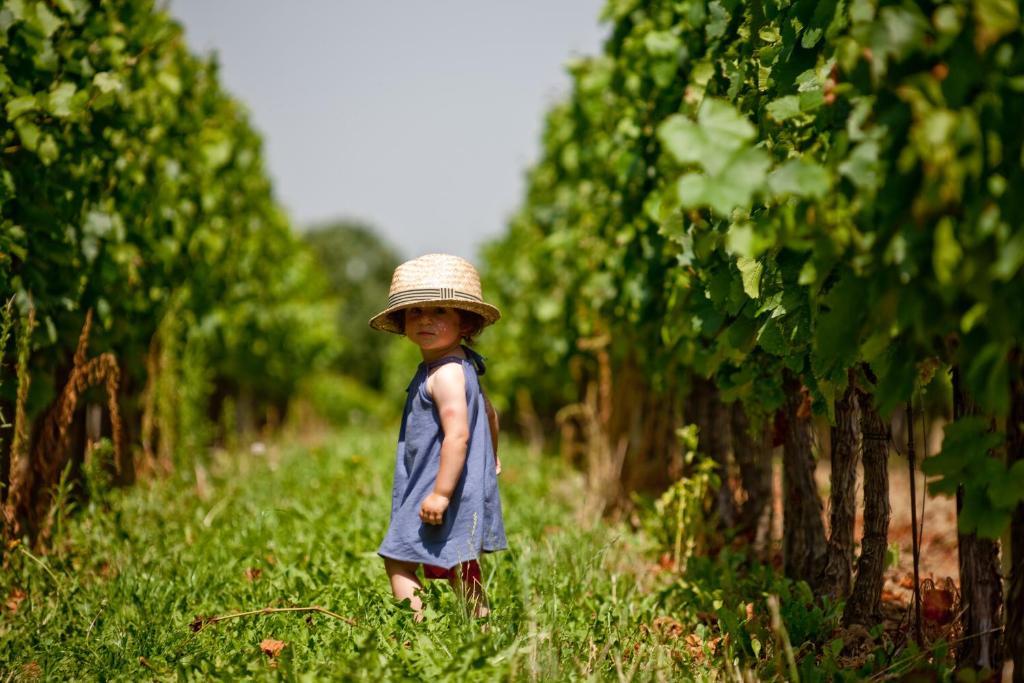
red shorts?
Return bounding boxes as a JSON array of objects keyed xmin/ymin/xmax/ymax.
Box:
[{"xmin": 422, "ymin": 559, "xmax": 482, "ymax": 587}]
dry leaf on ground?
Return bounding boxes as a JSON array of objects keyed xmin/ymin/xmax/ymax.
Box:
[
  {"xmin": 5, "ymin": 588, "xmax": 27, "ymax": 613},
  {"xmin": 658, "ymin": 552, "xmax": 674, "ymax": 570},
  {"xmin": 680, "ymin": 633, "xmax": 722, "ymax": 661},
  {"xmin": 18, "ymin": 662, "xmax": 42, "ymax": 682},
  {"xmin": 260, "ymin": 638, "xmax": 286, "ymax": 658},
  {"xmin": 921, "ymin": 577, "xmax": 957, "ymax": 625},
  {"xmin": 651, "ymin": 615, "xmax": 685, "ymax": 640}
]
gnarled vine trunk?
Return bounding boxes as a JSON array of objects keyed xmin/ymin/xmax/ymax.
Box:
[
  {"xmin": 844, "ymin": 382, "xmax": 890, "ymax": 626},
  {"xmin": 953, "ymin": 367, "xmax": 1004, "ymax": 671},
  {"xmin": 731, "ymin": 401, "xmax": 773, "ymax": 554},
  {"xmin": 781, "ymin": 371, "xmax": 826, "ymax": 587},
  {"xmin": 687, "ymin": 376, "xmax": 735, "ymax": 529},
  {"xmin": 1006, "ymin": 353, "xmax": 1023, "ymax": 683},
  {"xmin": 822, "ymin": 381, "xmax": 860, "ymax": 601}
]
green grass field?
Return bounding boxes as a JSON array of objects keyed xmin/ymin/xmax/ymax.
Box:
[{"xmin": 1, "ymin": 428, "xmax": 684, "ymax": 681}]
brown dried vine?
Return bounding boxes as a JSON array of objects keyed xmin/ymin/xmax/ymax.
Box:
[
  {"xmin": 138, "ymin": 334, "xmax": 167, "ymax": 475},
  {"xmin": 26, "ymin": 309, "xmax": 124, "ymax": 545},
  {"xmin": 556, "ymin": 335, "xmax": 626, "ymax": 516}
]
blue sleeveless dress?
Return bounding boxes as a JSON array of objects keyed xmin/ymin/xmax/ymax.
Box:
[{"xmin": 378, "ymin": 345, "xmax": 507, "ymax": 569}]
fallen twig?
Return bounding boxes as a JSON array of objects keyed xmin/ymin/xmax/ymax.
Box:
[
  {"xmin": 191, "ymin": 606, "xmax": 357, "ymax": 632},
  {"xmin": 138, "ymin": 656, "xmax": 170, "ymax": 675}
]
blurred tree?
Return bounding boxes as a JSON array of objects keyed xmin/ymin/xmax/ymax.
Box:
[{"xmin": 303, "ymin": 221, "xmax": 401, "ymax": 389}]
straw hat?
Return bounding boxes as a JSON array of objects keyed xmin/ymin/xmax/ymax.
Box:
[{"xmin": 368, "ymin": 253, "xmax": 501, "ymax": 334}]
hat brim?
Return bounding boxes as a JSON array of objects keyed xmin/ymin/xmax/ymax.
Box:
[{"xmin": 368, "ymin": 299, "xmax": 501, "ymax": 335}]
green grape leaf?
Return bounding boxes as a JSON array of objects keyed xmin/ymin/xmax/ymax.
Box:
[
  {"xmin": 988, "ymin": 460, "xmax": 1024, "ymax": 509},
  {"xmin": 812, "ymin": 273, "xmax": 865, "ymax": 378},
  {"xmin": 644, "ymin": 31, "xmax": 681, "ymax": 56},
  {"xmin": 5, "ymin": 94, "xmax": 37, "ymax": 120},
  {"xmin": 922, "ymin": 417, "xmax": 1002, "ymax": 479},
  {"xmin": 965, "ymin": 342, "xmax": 1011, "ymax": 416},
  {"xmin": 766, "ymin": 95, "xmax": 801, "ymax": 122},
  {"xmin": 726, "ymin": 222, "xmax": 774, "ymax": 259},
  {"xmin": 973, "ymin": 0, "xmax": 1020, "ymax": 52},
  {"xmin": 659, "ymin": 116, "xmax": 704, "ymax": 166},
  {"xmin": 677, "ymin": 147, "xmax": 770, "ymax": 215},
  {"xmin": 201, "ymin": 130, "xmax": 234, "ymax": 170},
  {"xmin": 990, "ymin": 231, "xmax": 1024, "ymax": 281},
  {"xmin": 46, "ymin": 81, "xmax": 76, "ymax": 117},
  {"xmin": 870, "ymin": 344, "xmax": 916, "ymax": 416},
  {"xmin": 659, "ymin": 99, "xmax": 757, "ymax": 175},
  {"xmin": 736, "ymin": 257, "xmax": 763, "ymax": 299},
  {"xmin": 14, "ymin": 118, "xmax": 41, "ymax": 150},
  {"xmin": 697, "ymin": 99, "xmax": 756, "ymax": 161},
  {"xmin": 706, "ymin": 0, "xmax": 730, "ymax": 40},
  {"xmin": 92, "ymin": 72, "xmax": 122, "ymax": 93},
  {"xmin": 767, "ymin": 159, "xmax": 831, "ymax": 199},
  {"xmin": 37, "ymin": 134, "xmax": 58, "ymax": 164},
  {"xmin": 29, "ymin": 2, "xmax": 62, "ymax": 38},
  {"xmin": 757, "ymin": 318, "xmax": 786, "ymax": 356},
  {"xmin": 959, "ymin": 483, "xmax": 1011, "ymax": 539},
  {"xmin": 932, "ymin": 218, "xmax": 962, "ymax": 285},
  {"xmin": 838, "ymin": 140, "xmax": 881, "ymax": 192},
  {"xmin": 725, "ymin": 314, "xmax": 758, "ymax": 350}
]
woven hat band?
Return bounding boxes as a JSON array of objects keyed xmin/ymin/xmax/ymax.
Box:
[{"xmin": 387, "ymin": 288, "xmax": 484, "ymax": 308}]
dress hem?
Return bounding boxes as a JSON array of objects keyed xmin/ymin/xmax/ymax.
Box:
[{"xmin": 377, "ymin": 545, "xmax": 508, "ymax": 570}]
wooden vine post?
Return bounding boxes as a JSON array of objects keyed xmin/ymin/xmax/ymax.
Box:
[{"xmin": 907, "ymin": 398, "xmax": 923, "ymax": 647}]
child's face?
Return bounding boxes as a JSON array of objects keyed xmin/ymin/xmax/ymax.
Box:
[{"xmin": 403, "ymin": 306, "xmax": 468, "ymax": 352}]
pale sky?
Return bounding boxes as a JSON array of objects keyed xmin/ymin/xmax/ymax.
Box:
[{"xmin": 168, "ymin": 1, "xmax": 608, "ymax": 261}]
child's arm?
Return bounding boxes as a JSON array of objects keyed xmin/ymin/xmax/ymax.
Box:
[
  {"xmin": 420, "ymin": 363, "xmax": 469, "ymax": 525},
  {"xmin": 483, "ymin": 394, "xmax": 502, "ymax": 475}
]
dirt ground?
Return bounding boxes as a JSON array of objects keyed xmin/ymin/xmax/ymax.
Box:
[
  {"xmin": 814, "ymin": 455, "xmax": 962, "ymax": 633},
  {"xmin": 764, "ymin": 424, "xmax": 964, "ymax": 630},
  {"xmin": 758, "ymin": 447, "xmax": 966, "ymax": 657},
  {"xmin": 805, "ymin": 416, "xmax": 961, "ymax": 585},
  {"xmin": 812, "ymin": 455, "xmax": 961, "ymax": 582},
  {"xmin": 768, "ymin": 449, "xmax": 960, "ymax": 584}
]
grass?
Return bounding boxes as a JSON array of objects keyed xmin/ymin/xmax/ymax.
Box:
[
  {"xmin": 1, "ymin": 426, "xmax": 966, "ymax": 681},
  {"xmin": 1, "ymin": 427, "xmax": 684, "ymax": 681}
]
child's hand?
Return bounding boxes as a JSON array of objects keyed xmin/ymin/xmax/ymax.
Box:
[{"xmin": 420, "ymin": 492, "xmax": 450, "ymax": 525}]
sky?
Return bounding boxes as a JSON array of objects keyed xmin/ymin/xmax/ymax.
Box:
[{"xmin": 168, "ymin": 1, "xmax": 609, "ymax": 262}]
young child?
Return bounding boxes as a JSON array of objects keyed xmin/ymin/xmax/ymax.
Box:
[{"xmin": 369, "ymin": 253, "xmax": 506, "ymax": 620}]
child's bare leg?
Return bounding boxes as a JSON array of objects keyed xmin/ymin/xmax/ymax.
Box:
[{"xmin": 384, "ymin": 557, "xmax": 424, "ymax": 620}]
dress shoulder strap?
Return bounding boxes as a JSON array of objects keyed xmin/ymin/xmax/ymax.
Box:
[
  {"xmin": 461, "ymin": 344, "xmax": 487, "ymax": 376},
  {"xmin": 422, "ymin": 345, "xmax": 487, "ymax": 375},
  {"xmin": 424, "ymin": 354, "xmax": 464, "ymax": 372}
]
